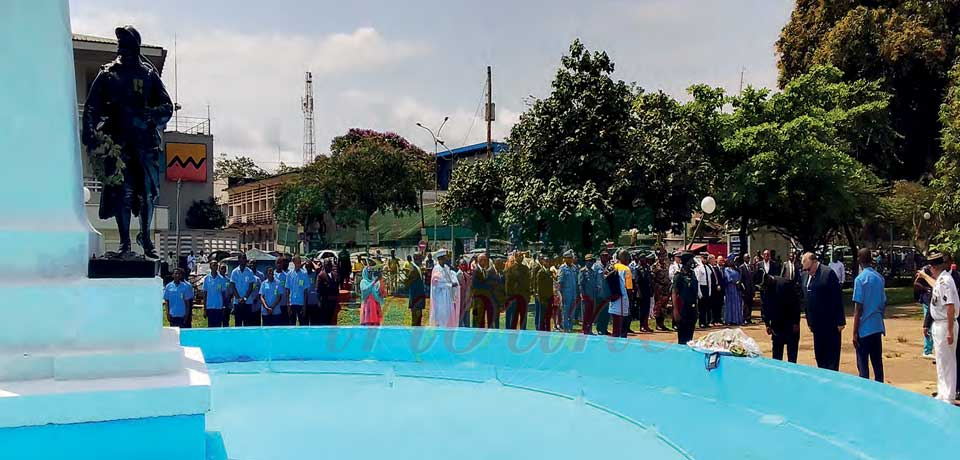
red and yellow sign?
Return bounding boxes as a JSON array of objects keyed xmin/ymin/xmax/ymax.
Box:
[{"xmin": 165, "ymin": 142, "xmax": 207, "ymax": 182}]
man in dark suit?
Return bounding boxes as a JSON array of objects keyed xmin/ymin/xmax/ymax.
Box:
[
  {"xmin": 801, "ymin": 252, "xmax": 846, "ymax": 371},
  {"xmin": 709, "ymin": 254, "xmax": 725, "ymax": 326},
  {"xmin": 738, "ymin": 255, "xmax": 756, "ymax": 324},
  {"xmin": 760, "ymin": 249, "xmax": 781, "ymax": 278},
  {"xmin": 762, "ymin": 274, "xmax": 802, "ymax": 362}
]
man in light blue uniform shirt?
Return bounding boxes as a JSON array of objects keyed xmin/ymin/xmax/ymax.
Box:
[
  {"xmin": 286, "ymin": 256, "xmax": 310, "ymax": 326},
  {"xmin": 558, "ymin": 250, "xmax": 579, "ymax": 332},
  {"xmin": 163, "ymin": 268, "xmax": 194, "ymax": 328},
  {"xmin": 260, "ymin": 267, "xmax": 285, "ymax": 326},
  {"xmin": 274, "ymin": 257, "xmax": 288, "ymax": 316},
  {"xmin": 852, "ymin": 248, "xmax": 887, "ymax": 382},
  {"xmin": 230, "ymin": 254, "xmax": 259, "ymax": 327},
  {"xmin": 203, "ymin": 260, "xmax": 229, "ymax": 327}
]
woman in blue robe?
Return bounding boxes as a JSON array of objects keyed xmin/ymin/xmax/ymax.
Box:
[{"xmin": 723, "ymin": 258, "xmax": 744, "ymax": 325}]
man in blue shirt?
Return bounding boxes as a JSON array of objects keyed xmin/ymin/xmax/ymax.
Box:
[
  {"xmin": 286, "ymin": 256, "xmax": 309, "ymax": 326},
  {"xmin": 852, "ymin": 248, "xmax": 887, "ymax": 382},
  {"xmin": 260, "ymin": 266, "xmax": 285, "ymax": 326},
  {"xmin": 230, "ymin": 254, "xmax": 259, "ymax": 327},
  {"xmin": 203, "ymin": 260, "xmax": 229, "ymax": 327},
  {"xmin": 558, "ymin": 250, "xmax": 579, "ymax": 332},
  {"xmin": 274, "ymin": 257, "xmax": 288, "ymax": 317},
  {"xmin": 163, "ymin": 268, "xmax": 194, "ymax": 328}
]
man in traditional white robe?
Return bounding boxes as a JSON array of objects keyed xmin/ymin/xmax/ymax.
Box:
[{"xmin": 429, "ymin": 249, "xmax": 460, "ymax": 327}]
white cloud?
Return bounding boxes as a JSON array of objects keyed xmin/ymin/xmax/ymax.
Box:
[
  {"xmin": 69, "ymin": 17, "xmax": 435, "ymax": 167},
  {"xmin": 70, "ymin": 9, "xmax": 163, "ymax": 43}
]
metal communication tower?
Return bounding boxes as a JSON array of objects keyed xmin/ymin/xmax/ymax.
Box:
[{"xmin": 301, "ymin": 71, "xmax": 315, "ymax": 165}]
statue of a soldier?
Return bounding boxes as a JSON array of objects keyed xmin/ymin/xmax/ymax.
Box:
[{"xmin": 82, "ymin": 26, "xmax": 172, "ymax": 259}]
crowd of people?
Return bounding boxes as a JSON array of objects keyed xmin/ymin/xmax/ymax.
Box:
[
  {"xmin": 161, "ymin": 241, "xmax": 960, "ymax": 403},
  {"xmin": 162, "ymin": 253, "xmax": 342, "ymax": 329}
]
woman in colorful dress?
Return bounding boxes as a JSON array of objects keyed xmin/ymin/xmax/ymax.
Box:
[
  {"xmin": 359, "ymin": 263, "xmax": 385, "ymax": 326},
  {"xmin": 723, "ymin": 257, "xmax": 744, "ymax": 325}
]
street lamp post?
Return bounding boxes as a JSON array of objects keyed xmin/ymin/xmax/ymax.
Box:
[{"xmin": 416, "ymin": 117, "xmax": 448, "ymax": 255}]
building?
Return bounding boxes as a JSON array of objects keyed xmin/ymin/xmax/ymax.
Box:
[
  {"xmin": 73, "ymin": 33, "xmax": 221, "ymax": 254},
  {"xmin": 225, "ymin": 174, "xmax": 295, "ymax": 252},
  {"xmin": 436, "ymin": 141, "xmax": 507, "ymax": 190}
]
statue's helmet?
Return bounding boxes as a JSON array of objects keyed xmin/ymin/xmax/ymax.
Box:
[{"xmin": 114, "ymin": 25, "xmax": 142, "ymax": 53}]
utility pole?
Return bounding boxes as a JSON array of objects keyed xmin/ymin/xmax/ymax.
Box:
[
  {"xmin": 173, "ymin": 34, "xmax": 179, "ymax": 130},
  {"xmin": 738, "ymin": 66, "xmax": 745, "ymax": 94},
  {"xmin": 301, "ymin": 71, "xmax": 315, "ymax": 165},
  {"xmin": 485, "ymin": 66, "xmax": 494, "ymax": 159}
]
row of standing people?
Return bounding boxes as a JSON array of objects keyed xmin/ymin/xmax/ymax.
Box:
[
  {"xmin": 162, "ymin": 253, "xmax": 343, "ymax": 328},
  {"xmin": 675, "ymin": 249, "xmax": 888, "ymax": 385},
  {"xmin": 394, "ymin": 247, "xmax": 707, "ymax": 338}
]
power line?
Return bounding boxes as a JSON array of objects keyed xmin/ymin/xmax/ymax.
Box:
[{"xmin": 460, "ymin": 75, "xmax": 488, "ymax": 147}]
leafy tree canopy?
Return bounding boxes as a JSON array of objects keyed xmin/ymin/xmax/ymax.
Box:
[
  {"xmin": 327, "ymin": 135, "xmax": 429, "ymax": 231},
  {"xmin": 214, "ymin": 155, "xmax": 268, "ymax": 181},
  {"xmin": 776, "ymin": 0, "xmax": 960, "ymax": 179},
  {"xmin": 503, "ymin": 39, "xmax": 634, "ymax": 248},
  {"xmin": 274, "ymin": 155, "xmax": 332, "ymax": 231},
  {"xmin": 437, "ymin": 157, "xmax": 506, "ymax": 238},
  {"xmin": 185, "ymin": 198, "xmax": 226, "ymax": 229},
  {"xmin": 720, "ymin": 66, "xmax": 889, "ymax": 251}
]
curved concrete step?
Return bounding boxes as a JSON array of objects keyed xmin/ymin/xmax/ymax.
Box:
[{"xmin": 0, "ymin": 328, "xmax": 183, "ymax": 382}]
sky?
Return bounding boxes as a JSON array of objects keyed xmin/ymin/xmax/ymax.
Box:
[{"xmin": 69, "ymin": 0, "xmax": 794, "ymax": 171}]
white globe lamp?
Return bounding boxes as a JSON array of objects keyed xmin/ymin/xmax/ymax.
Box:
[{"xmin": 701, "ymin": 196, "xmax": 716, "ymax": 215}]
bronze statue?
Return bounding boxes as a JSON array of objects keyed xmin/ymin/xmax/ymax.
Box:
[{"xmin": 82, "ymin": 25, "xmax": 172, "ymax": 259}]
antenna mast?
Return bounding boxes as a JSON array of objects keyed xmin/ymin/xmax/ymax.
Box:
[{"xmin": 301, "ymin": 71, "xmax": 315, "ymax": 165}]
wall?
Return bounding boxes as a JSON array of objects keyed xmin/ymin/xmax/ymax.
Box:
[{"xmin": 160, "ymin": 131, "xmax": 215, "ymax": 232}]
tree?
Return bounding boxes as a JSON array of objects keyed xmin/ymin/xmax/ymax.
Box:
[
  {"xmin": 932, "ymin": 61, "xmax": 960, "ymax": 224},
  {"xmin": 214, "ymin": 155, "xmax": 268, "ymax": 181},
  {"xmin": 776, "ymin": 1, "xmax": 960, "ymax": 179},
  {"xmin": 503, "ymin": 39, "xmax": 634, "ymax": 250},
  {"xmin": 719, "ymin": 66, "xmax": 889, "ymax": 252},
  {"xmin": 931, "ymin": 61, "xmax": 960, "ymax": 253},
  {"xmin": 437, "ymin": 157, "xmax": 506, "ymax": 250},
  {"xmin": 326, "ymin": 133, "xmax": 430, "ymax": 248},
  {"xmin": 274, "ymin": 156, "xmax": 332, "ymax": 242},
  {"xmin": 618, "ymin": 89, "xmax": 713, "ymax": 236},
  {"xmin": 881, "ymin": 181, "xmax": 937, "ymax": 252},
  {"xmin": 185, "ymin": 198, "xmax": 226, "ymax": 229}
]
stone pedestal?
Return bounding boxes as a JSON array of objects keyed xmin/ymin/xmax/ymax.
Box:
[{"xmin": 0, "ymin": 2, "xmax": 210, "ymax": 459}]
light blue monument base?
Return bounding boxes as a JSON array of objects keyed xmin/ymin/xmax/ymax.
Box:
[
  {"xmin": 0, "ymin": 415, "xmax": 207, "ymax": 460},
  {"xmin": 183, "ymin": 327, "xmax": 960, "ymax": 460},
  {"xmin": 0, "ymin": 3, "xmax": 211, "ymax": 459}
]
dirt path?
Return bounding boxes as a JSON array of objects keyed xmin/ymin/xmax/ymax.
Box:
[{"xmin": 635, "ymin": 304, "xmax": 937, "ymax": 396}]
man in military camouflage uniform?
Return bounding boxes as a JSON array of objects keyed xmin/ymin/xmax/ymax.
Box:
[{"xmin": 651, "ymin": 250, "xmax": 673, "ymax": 331}]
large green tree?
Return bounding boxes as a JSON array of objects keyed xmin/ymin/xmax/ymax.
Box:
[
  {"xmin": 776, "ymin": 0, "xmax": 960, "ymax": 179},
  {"xmin": 274, "ymin": 156, "xmax": 333, "ymax": 243},
  {"xmin": 720, "ymin": 66, "xmax": 889, "ymax": 252},
  {"xmin": 932, "ymin": 61, "xmax": 960, "ymax": 222},
  {"xmin": 881, "ymin": 180, "xmax": 938, "ymax": 252},
  {"xmin": 931, "ymin": 61, "xmax": 960, "ymax": 255},
  {"xmin": 503, "ymin": 39, "xmax": 634, "ymax": 250},
  {"xmin": 617, "ymin": 89, "xmax": 714, "ymax": 236},
  {"xmin": 437, "ymin": 157, "xmax": 506, "ymax": 250},
  {"xmin": 326, "ymin": 134, "xmax": 430, "ymax": 241}
]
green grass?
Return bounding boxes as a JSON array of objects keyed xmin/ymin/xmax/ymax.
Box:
[{"xmin": 842, "ymin": 286, "xmax": 915, "ymax": 314}]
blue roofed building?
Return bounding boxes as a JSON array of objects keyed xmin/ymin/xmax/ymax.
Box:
[{"xmin": 435, "ymin": 141, "xmax": 508, "ymax": 190}]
